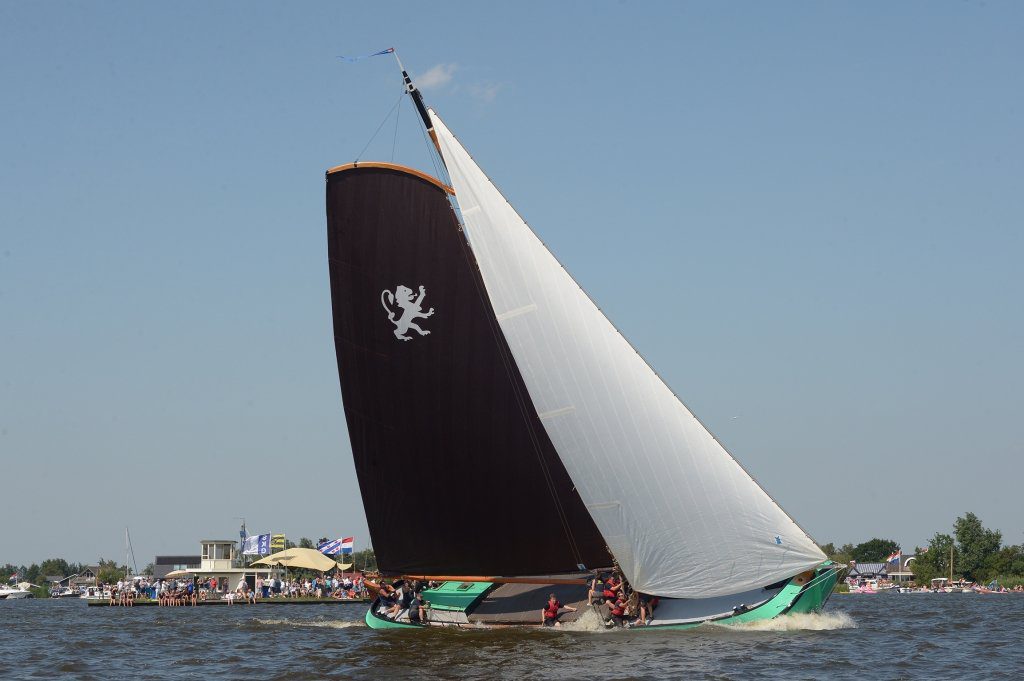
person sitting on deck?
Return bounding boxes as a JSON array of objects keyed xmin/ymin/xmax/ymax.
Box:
[
  {"xmin": 401, "ymin": 584, "xmax": 416, "ymax": 612},
  {"xmin": 606, "ymin": 592, "xmax": 629, "ymax": 627},
  {"xmin": 636, "ymin": 592, "xmax": 657, "ymax": 625},
  {"xmin": 381, "ymin": 585, "xmax": 402, "ymax": 619},
  {"xmin": 587, "ymin": 572, "xmax": 607, "ymax": 606},
  {"xmin": 407, "ymin": 591, "xmax": 427, "ymax": 624},
  {"xmin": 541, "ymin": 593, "xmax": 577, "ymax": 627},
  {"xmin": 602, "ymin": 572, "xmax": 623, "ymax": 602}
]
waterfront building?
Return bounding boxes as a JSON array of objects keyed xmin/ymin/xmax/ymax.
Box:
[
  {"xmin": 153, "ymin": 540, "xmax": 278, "ymax": 591},
  {"xmin": 889, "ymin": 554, "xmax": 917, "ymax": 583},
  {"xmin": 153, "ymin": 555, "xmax": 201, "ymax": 579},
  {"xmin": 70, "ymin": 567, "xmax": 98, "ymax": 588}
]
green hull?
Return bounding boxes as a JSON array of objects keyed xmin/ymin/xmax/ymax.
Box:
[
  {"xmin": 364, "ymin": 563, "xmax": 839, "ymax": 631},
  {"xmin": 649, "ymin": 562, "xmax": 839, "ymax": 630},
  {"xmin": 365, "ymin": 604, "xmax": 423, "ymax": 629}
]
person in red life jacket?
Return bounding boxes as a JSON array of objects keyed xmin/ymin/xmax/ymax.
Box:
[
  {"xmin": 637, "ymin": 592, "xmax": 658, "ymax": 625},
  {"xmin": 607, "ymin": 592, "xmax": 630, "ymax": 627},
  {"xmin": 541, "ymin": 593, "xmax": 577, "ymax": 627},
  {"xmin": 602, "ymin": 572, "xmax": 622, "ymax": 601}
]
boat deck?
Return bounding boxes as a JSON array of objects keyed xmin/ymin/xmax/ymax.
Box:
[{"xmin": 468, "ymin": 582, "xmax": 590, "ymax": 624}]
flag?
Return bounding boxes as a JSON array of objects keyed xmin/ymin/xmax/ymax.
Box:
[
  {"xmin": 318, "ymin": 537, "xmax": 355, "ymax": 555},
  {"xmin": 243, "ymin": 534, "xmax": 271, "ymax": 556},
  {"xmin": 886, "ymin": 551, "xmax": 901, "ymax": 565},
  {"xmin": 337, "ymin": 47, "xmax": 394, "ymax": 63},
  {"xmin": 318, "ymin": 538, "xmax": 341, "ymax": 555},
  {"xmin": 242, "ymin": 536, "xmax": 258, "ymax": 555},
  {"xmin": 270, "ymin": 534, "xmax": 286, "ymax": 551}
]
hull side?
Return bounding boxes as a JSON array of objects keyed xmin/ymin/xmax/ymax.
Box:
[
  {"xmin": 649, "ymin": 563, "xmax": 839, "ymax": 630},
  {"xmin": 364, "ymin": 564, "xmax": 840, "ymax": 631}
]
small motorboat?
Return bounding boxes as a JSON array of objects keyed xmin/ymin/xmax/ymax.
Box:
[
  {"xmin": 848, "ymin": 585, "xmax": 878, "ymax": 594},
  {"xmin": 0, "ymin": 584, "xmax": 33, "ymax": 599}
]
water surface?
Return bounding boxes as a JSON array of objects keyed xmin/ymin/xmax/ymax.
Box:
[{"xmin": 1, "ymin": 594, "xmax": 1021, "ymax": 679}]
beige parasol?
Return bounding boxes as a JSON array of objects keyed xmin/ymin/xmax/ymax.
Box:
[{"xmin": 251, "ymin": 547, "xmax": 339, "ymax": 572}]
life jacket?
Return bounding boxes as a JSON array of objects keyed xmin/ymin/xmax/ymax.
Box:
[{"xmin": 544, "ymin": 600, "xmax": 561, "ymax": 619}]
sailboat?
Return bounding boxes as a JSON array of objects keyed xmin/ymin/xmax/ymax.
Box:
[{"xmin": 326, "ymin": 53, "xmax": 840, "ymax": 630}]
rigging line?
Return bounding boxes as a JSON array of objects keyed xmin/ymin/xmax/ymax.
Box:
[
  {"xmin": 415, "ymin": 113, "xmax": 445, "ymax": 185},
  {"xmin": 391, "ymin": 89, "xmax": 403, "ymax": 163},
  {"xmin": 355, "ymin": 91, "xmax": 405, "ymax": 164}
]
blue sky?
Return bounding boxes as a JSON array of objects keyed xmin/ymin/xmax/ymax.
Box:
[{"xmin": 1, "ymin": 1, "xmax": 1021, "ymax": 566}]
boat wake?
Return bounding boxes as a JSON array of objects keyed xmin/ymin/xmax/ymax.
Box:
[
  {"xmin": 716, "ymin": 611, "xmax": 856, "ymax": 632},
  {"xmin": 559, "ymin": 609, "xmax": 855, "ymax": 634},
  {"xmin": 252, "ymin": 618, "xmax": 365, "ymax": 630},
  {"xmin": 559, "ymin": 608, "xmax": 612, "ymax": 632}
]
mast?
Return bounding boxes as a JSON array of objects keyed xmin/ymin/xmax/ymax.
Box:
[{"xmin": 392, "ymin": 51, "xmax": 443, "ymax": 159}]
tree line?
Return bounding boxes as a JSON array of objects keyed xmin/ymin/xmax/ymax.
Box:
[
  {"xmin": 1, "ymin": 557, "xmax": 135, "ymax": 587},
  {"xmin": 820, "ymin": 511, "xmax": 1024, "ymax": 585}
]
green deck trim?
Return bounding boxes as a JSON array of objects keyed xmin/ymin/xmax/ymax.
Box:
[{"xmin": 421, "ymin": 581, "xmax": 493, "ymax": 611}]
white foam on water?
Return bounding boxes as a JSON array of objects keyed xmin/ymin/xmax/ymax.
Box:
[
  {"xmin": 559, "ymin": 608, "xmax": 613, "ymax": 633},
  {"xmin": 253, "ymin": 618, "xmax": 365, "ymax": 629},
  {"xmin": 715, "ymin": 611, "xmax": 857, "ymax": 632}
]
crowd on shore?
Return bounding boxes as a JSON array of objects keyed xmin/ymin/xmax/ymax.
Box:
[{"xmin": 98, "ymin": 573, "xmax": 368, "ymax": 606}]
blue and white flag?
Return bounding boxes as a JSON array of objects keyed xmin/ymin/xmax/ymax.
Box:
[
  {"xmin": 243, "ymin": 533, "xmax": 271, "ymax": 556},
  {"xmin": 318, "ymin": 537, "xmax": 354, "ymax": 555},
  {"xmin": 337, "ymin": 47, "xmax": 394, "ymax": 63}
]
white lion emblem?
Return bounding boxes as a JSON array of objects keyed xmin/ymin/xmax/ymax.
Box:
[{"xmin": 381, "ymin": 284, "xmax": 434, "ymax": 341}]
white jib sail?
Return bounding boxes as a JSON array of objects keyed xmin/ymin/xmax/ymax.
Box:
[{"xmin": 430, "ymin": 111, "xmax": 826, "ymax": 599}]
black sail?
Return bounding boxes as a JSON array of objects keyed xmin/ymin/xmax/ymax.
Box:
[{"xmin": 326, "ymin": 163, "xmax": 608, "ymax": 576}]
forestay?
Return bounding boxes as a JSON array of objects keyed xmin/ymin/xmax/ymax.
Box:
[{"xmin": 431, "ymin": 110, "xmax": 826, "ymax": 598}]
